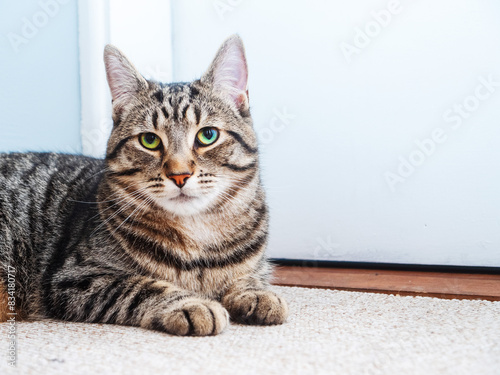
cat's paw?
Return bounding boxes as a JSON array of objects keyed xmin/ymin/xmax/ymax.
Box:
[
  {"xmin": 223, "ymin": 290, "xmax": 289, "ymax": 325},
  {"xmin": 151, "ymin": 299, "xmax": 229, "ymax": 336}
]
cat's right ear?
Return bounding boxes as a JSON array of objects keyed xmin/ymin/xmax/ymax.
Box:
[{"xmin": 103, "ymin": 45, "xmax": 148, "ymax": 104}]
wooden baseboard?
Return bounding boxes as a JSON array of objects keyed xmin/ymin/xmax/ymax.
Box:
[{"xmin": 272, "ymin": 266, "xmax": 500, "ymax": 301}]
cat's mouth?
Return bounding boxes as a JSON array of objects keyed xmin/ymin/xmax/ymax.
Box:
[{"xmin": 170, "ymin": 192, "xmax": 196, "ymax": 203}]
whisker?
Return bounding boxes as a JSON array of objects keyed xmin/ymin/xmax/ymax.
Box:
[
  {"xmin": 111, "ymin": 196, "xmax": 152, "ymax": 235},
  {"xmin": 69, "ymin": 179, "xmax": 147, "ymax": 204},
  {"xmin": 90, "ymin": 188, "xmax": 150, "ymax": 236},
  {"xmin": 87, "ymin": 185, "xmax": 151, "ymax": 222}
]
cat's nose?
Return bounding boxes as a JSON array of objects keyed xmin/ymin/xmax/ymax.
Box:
[{"xmin": 167, "ymin": 173, "xmax": 192, "ymax": 188}]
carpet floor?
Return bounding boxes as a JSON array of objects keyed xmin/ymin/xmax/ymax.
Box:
[{"xmin": 1, "ymin": 286, "xmax": 499, "ymax": 375}]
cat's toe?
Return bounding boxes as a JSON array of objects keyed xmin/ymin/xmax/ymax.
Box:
[
  {"xmin": 152, "ymin": 299, "xmax": 229, "ymax": 336},
  {"xmin": 224, "ymin": 290, "xmax": 288, "ymax": 325}
]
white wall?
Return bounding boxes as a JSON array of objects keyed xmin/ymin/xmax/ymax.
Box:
[
  {"xmin": 170, "ymin": 0, "xmax": 500, "ymax": 267},
  {"xmin": 79, "ymin": 0, "xmax": 173, "ymax": 157},
  {"xmin": 0, "ymin": 0, "xmax": 81, "ymax": 153}
]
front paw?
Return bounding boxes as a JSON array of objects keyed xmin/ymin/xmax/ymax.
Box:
[
  {"xmin": 223, "ymin": 290, "xmax": 288, "ymax": 325},
  {"xmin": 148, "ymin": 298, "xmax": 229, "ymax": 336}
]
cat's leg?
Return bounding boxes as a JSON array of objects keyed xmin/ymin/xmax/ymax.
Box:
[
  {"xmin": 221, "ymin": 278, "xmax": 289, "ymax": 325},
  {"xmin": 48, "ymin": 274, "xmax": 229, "ymax": 336}
]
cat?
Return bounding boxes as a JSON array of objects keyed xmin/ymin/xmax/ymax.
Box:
[{"xmin": 0, "ymin": 35, "xmax": 288, "ymax": 336}]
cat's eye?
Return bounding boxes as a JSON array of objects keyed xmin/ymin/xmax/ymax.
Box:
[
  {"xmin": 139, "ymin": 133, "xmax": 161, "ymax": 150},
  {"xmin": 196, "ymin": 127, "xmax": 219, "ymax": 147}
]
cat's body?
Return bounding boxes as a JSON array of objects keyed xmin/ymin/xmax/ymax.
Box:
[{"xmin": 0, "ymin": 36, "xmax": 288, "ymax": 335}]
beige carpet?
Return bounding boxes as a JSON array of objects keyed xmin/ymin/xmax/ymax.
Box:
[{"xmin": 1, "ymin": 286, "xmax": 499, "ymax": 375}]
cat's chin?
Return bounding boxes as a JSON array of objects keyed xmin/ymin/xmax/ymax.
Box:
[{"xmin": 154, "ymin": 194, "xmax": 211, "ymax": 217}]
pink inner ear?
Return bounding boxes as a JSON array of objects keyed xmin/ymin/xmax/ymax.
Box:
[
  {"xmin": 213, "ymin": 44, "xmax": 248, "ymax": 106},
  {"xmin": 105, "ymin": 54, "xmax": 139, "ymax": 102},
  {"xmin": 235, "ymin": 92, "xmax": 248, "ymax": 108}
]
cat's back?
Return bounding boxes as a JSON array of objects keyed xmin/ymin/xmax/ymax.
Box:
[
  {"xmin": 0, "ymin": 152, "xmax": 102, "ymax": 177},
  {"xmin": 0, "ymin": 152, "xmax": 104, "ymax": 232},
  {"xmin": 0, "ymin": 152, "xmax": 104, "ymax": 195}
]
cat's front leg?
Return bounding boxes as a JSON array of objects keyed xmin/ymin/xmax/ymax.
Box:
[
  {"xmin": 49, "ymin": 275, "xmax": 229, "ymax": 336},
  {"xmin": 140, "ymin": 287, "xmax": 229, "ymax": 336},
  {"xmin": 221, "ymin": 279, "xmax": 289, "ymax": 325}
]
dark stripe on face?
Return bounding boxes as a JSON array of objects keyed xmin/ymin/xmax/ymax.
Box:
[
  {"xmin": 194, "ymin": 107, "xmax": 201, "ymax": 125},
  {"xmin": 226, "ymin": 130, "xmax": 258, "ymax": 154},
  {"xmin": 189, "ymin": 85, "xmax": 199, "ymax": 99},
  {"xmin": 161, "ymin": 106, "xmax": 169, "ymax": 119},
  {"xmin": 113, "ymin": 116, "xmax": 121, "ymax": 128},
  {"xmin": 222, "ymin": 161, "xmax": 257, "ymax": 172},
  {"xmin": 181, "ymin": 104, "xmax": 189, "ymax": 119},
  {"xmin": 173, "ymin": 103, "xmax": 181, "ymax": 122},
  {"xmin": 108, "ymin": 168, "xmax": 142, "ymax": 177},
  {"xmin": 153, "ymin": 90, "xmax": 164, "ymax": 103},
  {"xmin": 152, "ymin": 111, "xmax": 159, "ymax": 130},
  {"xmin": 107, "ymin": 136, "xmax": 133, "ymax": 160}
]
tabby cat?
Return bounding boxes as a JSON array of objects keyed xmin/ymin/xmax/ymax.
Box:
[{"xmin": 0, "ymin": 35, "xmax": 288, "ymax": 335}]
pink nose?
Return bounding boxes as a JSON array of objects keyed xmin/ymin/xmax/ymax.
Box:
[{"xmin": 167, "ymin": 173, "xmax": 192, "ymax": 188}]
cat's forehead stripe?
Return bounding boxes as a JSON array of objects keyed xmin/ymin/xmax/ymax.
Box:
[
  {"xmin": 152, "ymin": 111, "xmax": 159, "ymax": 130},
  {"xmin": 153, "ymin": 90, "xmax": 164, "ymax": 103},
  {"xmin": 161, "ymin": 106, "xmax": 169, "ymax": 119},
  {"xmin": 194, "ymin": 106, "xmax": 201, "ymax": 125}
]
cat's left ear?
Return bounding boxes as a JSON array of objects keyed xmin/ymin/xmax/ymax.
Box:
[{"xmin": 201, "ymin": 35, "xmax": 249, "ymax": 114}]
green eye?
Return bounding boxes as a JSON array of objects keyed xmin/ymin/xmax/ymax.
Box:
[
  {"xmin": 196, "ymin": 128, "xmax": 219, "ymax": 147},
  {"xmin": 140, "ymin": 133, "xmax": 161, "ymax": 150}
]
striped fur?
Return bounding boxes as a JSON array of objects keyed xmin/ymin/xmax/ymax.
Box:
[{"xmin": 0, "ymin": 35, "xmax": 287, "ymax": 335}]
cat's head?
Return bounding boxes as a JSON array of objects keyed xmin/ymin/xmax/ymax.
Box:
[{"xmin": 103, "ymin": 35, "xmax": 259, "ymax": 217}]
